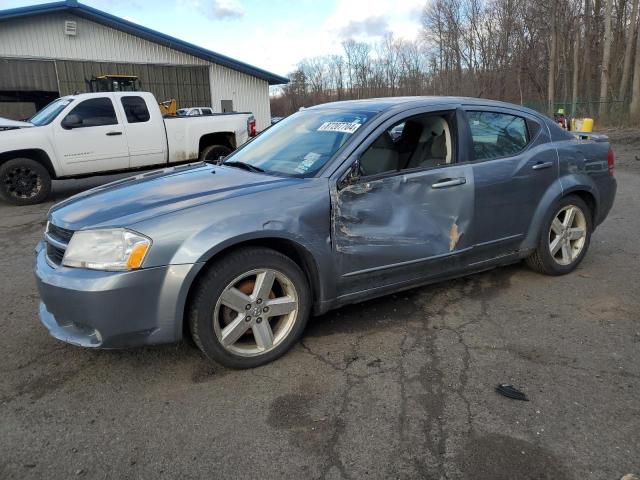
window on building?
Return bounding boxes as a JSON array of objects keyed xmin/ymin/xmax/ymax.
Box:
[
  {"xmin": 221, "ymin": 100, "xmax": 233, "ymax": 113},
  {"xmin": 467, "ymin": 111, "xmax": 529, "ymax": 161},
  {"xmin": 121, "ymin": 96, "xmax": 150, "ymax": 123}
]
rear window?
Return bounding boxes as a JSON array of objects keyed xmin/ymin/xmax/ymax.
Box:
[
  {"xmin": 467, "ymin": 111, "xmax": 529, "ymax": 160},
  {"xmin": 121, "ymin": 96, "xmax": 150, "ymax": 123}
]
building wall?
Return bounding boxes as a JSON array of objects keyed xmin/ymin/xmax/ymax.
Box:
[
  {"xmin": 0, "ymin": 12, "xmax": 271, "ymax": 128},
  {"xmin": 210, "ymin": 65, "xmax": 270, "ymax": 130}
]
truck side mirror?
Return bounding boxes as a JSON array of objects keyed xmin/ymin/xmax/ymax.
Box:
[{"xmin": 61, "ymin": 114, "xmax": 82, "ymax": 130}]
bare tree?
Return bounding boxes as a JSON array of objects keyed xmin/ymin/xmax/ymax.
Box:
[
  {"xmin": 599, "ymin": 0, "xmax": 613, "ymax": 116},
  {"xmin": 271, "ymin": 0, "xmax": 640, "ymax": 124},
  {"xmin": 619, "ymin": 0, "xmax": 639, "ymax": 100},
  {"xmin": 631, "ymin": 9, "xmax": 640, "ymax": 118}
]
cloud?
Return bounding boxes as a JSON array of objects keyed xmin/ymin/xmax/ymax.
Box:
[
  {"xmin": 179, "ymin": 0, "xmax": 244, "ymax": 21},
  {"xmin": 325, "ymin": 0, "xmax": 423, "ymax": 42},
  {"xmin": 339, "ymin": 16, "xmax": 389, "ymax": 39}
]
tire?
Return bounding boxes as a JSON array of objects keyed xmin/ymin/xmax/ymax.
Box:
[
  {"xmin": 526, "ymin": 195, "xmax": 592, "ymax": 275},
  {"xmin": 199, "ymin": 144, "xmax": 232, "ymax": 163},
  {"xmin": 0, "ymin": 158, "xmax": 51, "ymax": 206},
  {"xmin": 188, "ymin": 247, "xmax": 311, "ymax": 368}
]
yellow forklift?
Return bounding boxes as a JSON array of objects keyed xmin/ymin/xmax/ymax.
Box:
[{"xmin": 87, "ymin": 75, "xmax": 177, "ymax": 115}]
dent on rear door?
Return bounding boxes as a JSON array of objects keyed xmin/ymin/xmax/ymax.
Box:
[{"xmin": 332, "ymin": 165, "xmax": 475, "ymax": 286}]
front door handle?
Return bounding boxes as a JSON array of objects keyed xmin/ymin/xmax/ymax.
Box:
[
  {"xmin": 532, "ymin": 161, "xmax": 553, "ymax": 170},
  {"xmin": 106, "ymin": 131, "xmax": 122, "ymax": 136},
  {"xmin": 431, "ymin": 177, "xmax": 466, "ymax": 189}
]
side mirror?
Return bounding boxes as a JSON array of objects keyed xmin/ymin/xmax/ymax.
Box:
[
  {"xmin": 61, "ymin": 114, "xmax": 81, "ymax": 129},
  {"xmin": 338, "ymin": 159, "xmax": 362, "ymax": 190}
]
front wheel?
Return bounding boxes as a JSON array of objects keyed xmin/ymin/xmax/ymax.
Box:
[
  {"xmin": 188, "ymin": 247, "xmax": 311, "ymax": 368},
  {"xmin": 0, "ymin": 158, "xmax": 51, "ymax": 205},
  {"xmin": 526, "ymin": 195, "xmax": 592, "ymax": 275}
]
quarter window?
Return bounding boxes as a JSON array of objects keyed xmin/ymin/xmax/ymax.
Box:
[
  {"xmin": 63, "ymin": 97, "xmax": 117, "ymax": 128},
  {"xmin": 467, "ymin": 111, "xmax": 529, "ymax": 161},
  {"xmin": 121, "ymin": 96, "xmax": 150, "ymax": 123}
]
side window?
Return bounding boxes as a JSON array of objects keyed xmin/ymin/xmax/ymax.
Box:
[
  {"xmin": 202, "ymin": 108, "xmax": 213, "ymax": 115},
  {"xmin": 63, "ymin": 97, "xmax": 117, "ymax": 128},
  {"xmin": 467, "ymin": 111, "xmax": 529, "ymax": 161},
  {"xmin": 121, "ymin": 96, "xmax": 150, "ymax": 123},
  {"xmin": 359, "ymin": 112, "xmax": 455, "ymax": 177}
]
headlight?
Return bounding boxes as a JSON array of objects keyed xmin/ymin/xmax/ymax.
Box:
[{"xmin": 62, "ymin": 228, "xmax": 151, "ymax": 271}]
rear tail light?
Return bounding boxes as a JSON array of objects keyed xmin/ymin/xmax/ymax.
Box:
[
  {"xmin": 607, "ymin": 147, "xmax": 615, "ymax": 176},
  {"xmin": 247, "ymin": 116, "xmax": 257, "ymax": 137}
]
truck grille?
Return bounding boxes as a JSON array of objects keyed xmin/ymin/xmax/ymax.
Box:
[{"xmin": 45, "ymin": 223, "xmax": 74, "ymax": 267}]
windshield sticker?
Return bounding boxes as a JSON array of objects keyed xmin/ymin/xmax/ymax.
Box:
[
  {"xmin": 317, "ymin": 121, "xmax": 362, "ymax": 134},
  {"xmin": 294, "ymin": 152, "xmax": 322, "ymax": 174}
]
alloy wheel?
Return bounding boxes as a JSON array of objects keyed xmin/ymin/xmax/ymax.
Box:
[
  {"xmin": 213, "ymin": 268, "xmax": 299, "ymax": 357},
  {"xmin": 3, "ymin": 166, "xmax": 42, "ymax": 200},
  {"xmin": 548, "ymin": 204, "xmax": 587, "ymax": 266}
]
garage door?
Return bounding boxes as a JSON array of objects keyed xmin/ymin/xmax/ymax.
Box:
[
  {"xmin": 0, "ymin": 58, "xmax": 58, "ymax": 92},
  {"xmin": 56, "ymin": 60, "xmax": 211, "ymax": 108}
]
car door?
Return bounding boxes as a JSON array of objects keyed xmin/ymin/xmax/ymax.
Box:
[
  {"xmin": 331, "ymin": 108, "xmax": 476, "ymax": 295},
  {"xmin": 120, "ymin": 95, "xmax": 167, "ymax": 168},
  {"xmin": 54, "ymin": 95, "xmax": 129, "ymax": 176},
  {"xmin": 462, "ymin": 107, "xmax": 558, "ymax": 259}
]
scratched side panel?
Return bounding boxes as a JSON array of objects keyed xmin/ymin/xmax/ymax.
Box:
[{"xmin": 332, "ymin": 165, "xmax": 475, "ymax": 295}]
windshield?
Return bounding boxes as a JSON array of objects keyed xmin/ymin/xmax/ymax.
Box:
[
  {"xmin": 29, "ymin": 98, "xmax": 73, "ymax": 126},
  {"xmin": 224, "ymin": 108, "xmax": 375, "ymax": 177}
]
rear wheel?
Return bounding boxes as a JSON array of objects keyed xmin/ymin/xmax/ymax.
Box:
[
  {"xmin": 188, "ymin": 247, "xmax": 311, "ymax": 368},
  {"xmin": 526, "ymin": 195, "xmax": 592, "ymax": 275},
  {"xmin": 199, "ymin": 144, "xmax": 232, "ymax": 163},
  {"xmin": 0, "ymin": 158, "xmax": 51, "ymax": 206}
]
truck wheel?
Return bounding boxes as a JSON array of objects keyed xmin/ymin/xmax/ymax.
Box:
[
  {"xmin": 188, "ymin": 247, "xmax": 311, "ymax": 369},
  {"xmin": 199, "ymin": 145, "xmax": 232, "ymax": 163},
  {"xmin": 526, "ymin": 195, "xmax": 592, "ymax": 275},
  {"xmin": 0, "ymin": 158, "xmax": 52, "ymax": 206}
]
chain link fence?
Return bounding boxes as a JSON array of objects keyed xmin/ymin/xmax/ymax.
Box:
[{"xmin": 524, "ymin": 99, "xmax": 630, "ymax": 125}]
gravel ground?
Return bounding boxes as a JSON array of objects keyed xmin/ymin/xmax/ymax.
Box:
[{"xmin": 1, "ymin": 133, "xmax": 639, "ymax": 480}]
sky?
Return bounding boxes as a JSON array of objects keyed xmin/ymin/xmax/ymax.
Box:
[{"xmin": 3, "ymin": 0, "xmax": 426, "ymax": 77}]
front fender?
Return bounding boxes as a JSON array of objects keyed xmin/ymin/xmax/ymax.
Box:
[{"xmin": 1, "ymin": 126, "xmax": 60, "ymax": 171}]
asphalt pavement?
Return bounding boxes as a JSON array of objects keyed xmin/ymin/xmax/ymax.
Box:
[{"xmin": 1, "ymin": 135, "xmax": 639, "ymax": 479}]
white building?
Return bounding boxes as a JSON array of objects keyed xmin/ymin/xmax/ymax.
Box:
[{"xmin": 0, "ymin": 0, "xmax": 288, "ymax": 129}]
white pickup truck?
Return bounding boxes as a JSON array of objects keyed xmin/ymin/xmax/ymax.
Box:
[{"xmin": 0, "ymin": 91, "xmax": 256, "ymax": 205}]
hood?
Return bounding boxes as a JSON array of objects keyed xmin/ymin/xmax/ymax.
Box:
[
  {"xmin": 49, "ymin": 163, "xmax": 302, "ymax": 230},
  {"xmin": 0, "ymin": 117, "xmax": 33, "ymax": 130}
]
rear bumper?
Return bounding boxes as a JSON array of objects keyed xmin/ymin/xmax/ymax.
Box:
[{"xmin": 34, "ymin": 241, "xmax": 202, "ymax": 348}]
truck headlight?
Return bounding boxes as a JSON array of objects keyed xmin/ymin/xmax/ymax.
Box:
[{"xmin": 62, "ymin": 228, "xmax": 151, "ymax": 271}]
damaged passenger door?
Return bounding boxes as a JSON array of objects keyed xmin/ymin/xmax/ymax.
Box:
[{"xmin": 331, "ymin": 108, "xmax": 475, "ymax": 295}]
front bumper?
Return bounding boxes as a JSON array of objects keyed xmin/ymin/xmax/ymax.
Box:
[{"xmin": 34, "ymin": 241, "xmax": 202, "ymax": 348}]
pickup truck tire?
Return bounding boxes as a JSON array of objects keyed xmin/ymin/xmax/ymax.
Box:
[
  {"xmin": 0, "ymin": 158, "xmax": 51, "ymax": 206},
  {"xmin": 526, "ymin": 195, "xmax": 592, "ymax": 275},
  {"xmin": 188, "ymin": 247, "xmax": 311, "ymax": 368},
  {"xmin": 199, "ymin": 144, "xmax": 232, "ymax": 163}
]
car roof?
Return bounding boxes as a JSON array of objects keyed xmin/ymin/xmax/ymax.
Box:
[{"xmin": 307, "ymin": 96, "xmax": 544, "ymax": 118}]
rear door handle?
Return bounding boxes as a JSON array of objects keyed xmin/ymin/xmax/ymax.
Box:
[
  {"xmin": 431, "ymin": 177, "xmax": 466, "ymax": 189},
  {"xmin": 106, "ymin": 131, "xmax": 122, "ymax": 136},
  {"xmin": 532, "ymin": 161, "xmax": 553, "ymax": 170}
]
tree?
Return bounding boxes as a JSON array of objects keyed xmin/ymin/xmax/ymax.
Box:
[
  {"xmin": 631, "ymin": 10, "xmax": 640, "ymax": 119},
  {"xmin": 548, "ymin": 0, "xmax": 559, "ymax": 115},
  {"xmin": 619, "ymin": 0, "xmax": 639, "ymax": 100},
  {"xmin": 599, "ymin": 0, "xmax": 613, "ymax": 117}
]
